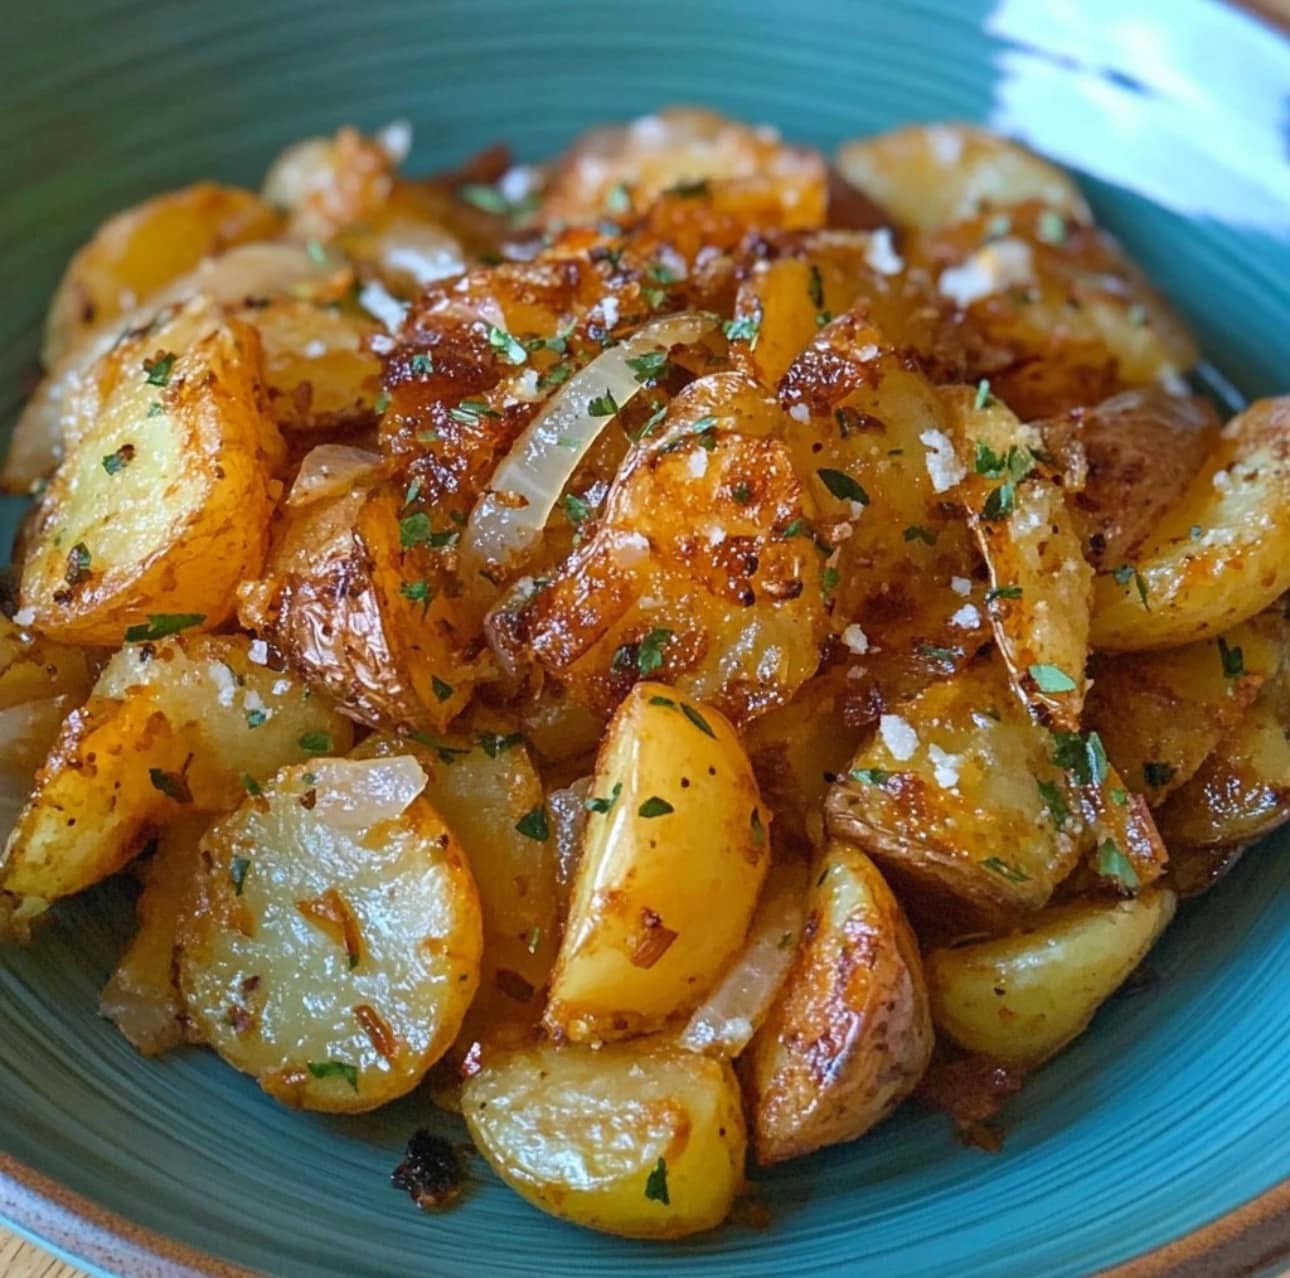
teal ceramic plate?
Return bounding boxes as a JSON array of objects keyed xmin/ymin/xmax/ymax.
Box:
[{"xmin": 1, "ymin": 1, "xmax": 1288, "ymax": 1275}]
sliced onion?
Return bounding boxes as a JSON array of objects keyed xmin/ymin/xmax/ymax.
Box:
[
  {"xmin": 679, "ymin": 858, "xmax": 809, "ymax": 1057},
  {"xmin": 307, "ymin": 756, "xmax": 428, "ymax": 828},
  {"xmin": 461, "ymin": 311, "xmax": 719, "ymax": 581},
  {"xmin": 548, "ymin": 776, "xmax": 591, "ymax": 917},
  {"xmin": 286, "ymin": 444, "xmax": 383, "ymax": 508}
]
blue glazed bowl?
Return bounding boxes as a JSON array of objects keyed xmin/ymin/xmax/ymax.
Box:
[{"xmin": 1, "ymin": 2, "xmax": 1288, "ymax": 1275}]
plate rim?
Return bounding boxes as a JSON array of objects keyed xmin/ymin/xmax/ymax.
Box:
[{"xmin": 2, "ymin": 1150, "xmax": 1287, "ymax": 1277}]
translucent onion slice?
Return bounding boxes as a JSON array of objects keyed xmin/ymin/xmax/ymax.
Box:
[
  {"xmin": 548, "ymin": 777, "xmax": 591, "ymax": 917},
  {"xmin": 286, "ymin": 445, "xmax": 383, "ymax": 508},
  {"xmin": 461, "ymin": 311, "xmax": 719, "ymax": 580},
  {"xmin": 679, "ymin": 858, "xmax": 809, "ymax": 1057},
  {"xmin": 306, "ymin": 756, "xmax": 428, "ymax": 828}
]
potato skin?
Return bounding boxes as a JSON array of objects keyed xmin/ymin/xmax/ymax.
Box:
[
  {"xmin": 20, "ymin": 303, "xmax": 283, "ymax": 645},
  {"xmin": 926, "ymin": 890, "xmax": 1176, "ymax": 1067},
  {"xmin": 43, "ymin": 183, "xmax": 281, "ymax": 368},
  {"xmin": 179, "ymin": 761, "xmax": 482, "ymax": 1113},
  {"xmin": 1090, "ymin": 397, "xmax": 1290, "ymax": 650},
  {"xmin": 0, "ymin": 616, "xmax": 96, "ymax": 708},
  {"xmin": 544, "ymin": 681, "xmax": 770, "ymax": 1042},
  {"xmin": 744, "ymin": 841, "xmax": 933, "ymax": 1165},
  {"xmin": 462, "ymin": 1037, "xmax": 746, "ymax": 1239}
]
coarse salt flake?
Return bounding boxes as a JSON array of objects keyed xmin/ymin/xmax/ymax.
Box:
[
  {"xmin": 879, "ymin": 714, "xmax": 919, "ymax": 761},
  {"xmin": 920, "ymin": 428, "xmax": 967, "ymax": 493},
  {"xmin": 950, "ymin": 603, "xmax": 982, "ymax": 629},
  {"xmin": 842, "ymin": 623, "xmax": 870, "ymax": 655},
  {"xmin": 788, "ymin": 403, "xmax": 811, "ymax": 423},
  {"xmin": 951, "ymin": 576, "xmax": 972, "ymax": 596}
]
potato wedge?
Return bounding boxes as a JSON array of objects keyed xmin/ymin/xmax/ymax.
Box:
[
  {"xmin": 827, "ymin": 656, "xmax": 1085, "ymax": 924},
  {"xmin": 1091, "ymin": 397, "xmax": 1290, "ymax": 649},
  {"xmin": 835, "ymin": 123, "xmax": 1091, "ymax": 232},
  {"xmin": 100, "ymin": 814, "xmax": 210, "ymax": 1055},
  {"xmin": 239, "ymin": 480, "xmax": 480, "ymax": 733},
  {"xmin": 354, "ymin": 730, "xmax": 558, "ymax": 1042},
  {"xmin": 1155, "ymin": 683, "xmax": 1290, "ymax": 851},
  {"xmin": 0, "ymin": 696, "xmax": 78, "ymax": 784},
  {"xmin": 19, "ymin": 301, "xmax": 283, "ymax": 645},
  {"xmin": 1086, "ymin": 620, "xmax": 1281, "ymax": 806},
  {"xmin": 544, "ymin": 681, "xmax": 770, "ymax": 1042},
  {"xmin": 43, "ymin": 183, "xmax": 281, "ymax": 368},
  {"xmin": 179, "ymin": 758, "xmax": 482, "ymax": 1112},
  {"xmin": 925, "ymin": 890, "xmax": 1176, "ymax": 1067},
  {"xmin": 0, "ymin": 616, "xmax": 95, "ymax": 708},
  {"xmin": 1038, "ymin": 388, "xmax": 1221, "ymax": 571},
  {"xmin": 0, "ymin": 634, "xmax": 352, "ymax": 905},
  {"xmin": 744, "ymin": 841, "xmax": 932, "ymax": 1164},
  {"xmin": 462, "ymin": 1037, "xmax": 746, "ymax": 1239},
  {"xmin": 941, "ymin": 385, "xmax": 1092, "ymax": 728}
]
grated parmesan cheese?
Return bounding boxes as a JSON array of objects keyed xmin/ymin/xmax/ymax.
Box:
[
  {"xmin": 951, "ymin": 576, "xmax": 972, "ymax": 596},
  {"xmin": 842, "ymin": 623, "xmax": 870, "ymax": 655},
  {"xmin": 950, "ymin": 603, "xmax": 982, "ymax": 629},
  {"xmin": 920, "ymin": 428, "xmax": 967, "ymax": 493},
  {"xmin": 788, "ymin": 403, "xmax": 811, "ymax": 423},
  {"xmin": 864, "ymin": 227, "xmax": 904, "ymax": 275},
  {"xmin": 928, "ymin": 744, "xmax": 962, "ymax": 789},
  {"xmin": 879, "ymin": 714, "xmax": 919, "ymax": 761},
  {"xmin": 938, "ymin": 238, "xmax": 1034, "ymax": 309}
]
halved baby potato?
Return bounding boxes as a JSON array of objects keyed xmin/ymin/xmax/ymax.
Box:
[
  {"xmin": 835, "ymin": 123, "xmax": 1091, "ymax": 232},
  {"xmin": 0, "ymin": 634, "xmax": 352, "ymax": 907},
  {"xmin": 43, "ymin": 183, "xmax": 281, "ymax": 368},
  {"xmin": 544, "ymin": 681, "xmax": 770, "ymax": 1042},
  {"xmin": 925, "ymin": 889, "xmax": 1176, "ymax": 1067},
  {"xmin": 1091, "ymin": 397, "xmax": 1290, "ymax": 650},
  {"xmin": 19, "ymin": 300, "xmax": 284, "ymax": 645},
  {"xmin": 462, "ymin": 1036, "xmax": 746, "ymax": 1239},
  {"xmin": 743, "ymin": 841, "xmax": 933, "ymax": 1164},
  {"xmin": 179, "ymin": 758, "xmax": 482, "ymax": 1112}
]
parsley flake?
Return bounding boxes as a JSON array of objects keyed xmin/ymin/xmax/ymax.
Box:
[
  {"xmin": 585, "ymin": 781, "xmax": 623, "ymax": 814},
  {"xmin": 638, "ymin": 796, "xmax": 674, "ymax": 818},
  {"xmin": 307, "ymin": 1059, "xmax": 359, "ymax": 1092},
  {"xmin": 644, "ymin": 1156, "xmax": 670, "ymax": 1205},
  {"xmin": 1096, "ymin": 839, "xmax": 1141, "ymax": 890},
  {"xmin": 1029, "ymin": 664, "xmax": 1078, "ymax": 693},
  {"xmin": 817, "ymin": 468, "xmax": 869, "ymax": 505},
  {"xmin": 124, "ymin": 613, "xmax": 205, "ymax": 643},
  {"xmin": 515, "ymin": 806, "xmax": 550, "ymax": 841}
]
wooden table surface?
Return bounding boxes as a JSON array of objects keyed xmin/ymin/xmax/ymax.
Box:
[{"xmin": 3, "ymin": 2, "xmax": 1286, "ymax": 1274}]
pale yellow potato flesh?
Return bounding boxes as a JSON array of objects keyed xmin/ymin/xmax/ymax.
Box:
[
  {"xmin": 835, "ymin": 123, "xmax": 1091, "ymax": 231},
  {"xmin": 1090, "ymin": 398, "xmax": 1290, "ymax": 650},
  {"xmin": 462, "ymin": 1037, "xmax": 746, "ymax": 1239},
  {"xmin": 745, "ymin": 841, "xmax": 933, "ymax": 1164},
  {"xmin": 19, "ymin": 302, "xmax": 284, "ymax": 645},
  {"xmin": 925, "ymin": 889, "xmax": 1176, "ymax": 1067},
  {"xmin": 179, "ymin": 761, "xmax": 482, "ymax": 1113},
  {"xmin": 0, "ymin": 616, "xmax": 96, "ymax": 708},
  {"xmin": 544, "ymin": 681, "xmax": 770, "ymax": 1042}
]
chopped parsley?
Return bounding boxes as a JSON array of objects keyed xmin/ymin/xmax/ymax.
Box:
[
  {"xmin": 1096, "ymin": 839, "xmax": 1140, "ymax": 890},
  {"xmin": 669, "ymin": 178, "xmax": 709, "ymax": 197},
  {"xmin": 635, "ymin": 627, "xmax": 674, "ymax": 675},
  {"xmin": 241, "ymin": 773, "xmax": 262, "ymax": 796},
  {"xmin": 638, "ymin": 796, "xmax": 675, "ymax": 819},
  {"xmin": 515, "ymin": 805, "xmax": 550, "ymax": 841},
  {"xmin": 722, "ymin": 307, "xmax": 762, "ymax": 346},
  {"xmin": 807, "ymin": 263, "xmax": 825, "ymax": 310},
  {"xmin": 410, "ymin": 732, "xmax": 471, "ymax": 764},
  {"xmin": 587, "ymin": 390, "xmax": 620, "ymax": 417},
  {"xmin": 1051, "ymin": 729, "xmax": 1109, "ymax": 787},
  {"xmin": 562, "ymin": 493, "xmax": 592, "ymax": 526},
  {"xmin": 245, "ymin": 709, "xmax": 267, "ymax": 729},
  {"xmin": 1143, "ymin": 760, "xmax": 1176, "ymax": 789},
  {"xmin": 410, "ymin": 352, "xmax": 433, "ymax": 376},
  {"xmin": 681, "ymin": 703, "xmax": 716, "ymax": 739},
  {"xmin": 478, "ymin": 731, "xmax": 524, "ymax": 758},
  {"xmin": 486, "ymin": 324, "xmax": 528, "ymax": 365},
  {"xmin": 626, "ymin": 350, "xmax": 671, "ymax": 385},
  {"xmin": 124, "ymin": 613, "xmax": 205, "ymax": 643},
  {"xmin": 448, "ymin": 400, "xmax": 501, "ymax": 426},
  {"xmin": 585, "ymin": 781, "xmax": 623, "ymax": 814},
  {"xmin": 430, "ymin": 676, "xmax": 454, "ymax": 703},
  {"xmin": 143, "ymin": 350, "xmax": 176, "ymax": 386},
  {"xmin": 64, "ymin": 542, "xmax": 92, "ymax": 587},
  {"xmin": 1218, "ymin": 635, "xmax": 1245, "ymax": 679},
  {"xmin": 817, "ymin": 468, "xmax": 869, "ymax": 506},
  {"xmin": 1112, "ymin": 563, "xmax": 1150, "ymax": 610},
  {"xmin": 732, "ymin": 482, "xmax": 752, "ymax": 505},
  {"xmin": 230, "ymin": 856, "xmax": 250, "ymax": 895},
  {"xmin": 851, "ymin": 768, "xmax": 891, "ymax": 786},
  {"xmin": 307, "ymin": 1059, "xmax": 359, "ymax": 1092},
  {"xmin": 1037, "ymin": 778, "xmax": 1069, "ymax": 827},
  {"xmin": 148, "ymin": 768, "xmax": 192, "ymax": 804},
  {"xmin": 973, "ymin": 378, "xmax": 994, "ymax": 410},
  {"xmin": 298, "ymin": 731, "xmax": 333, "ymax": 753},
  {"xmin": 750, "ymin": 808, "xmax": 766, "ymax": 847},
  {"xmin": 644, "ymin": 1156, "xmax": 670, "ymax": 1205},
  {"xmin": 1029, "ymin": 664, "xmax": 1078, "ymax": 693},
  {"xmin": 102, "ymin": 444, "xmax": 135, "ymax": 474},
  {"xmin": 982, "ymin": 856, "xmax": 1030, "ymax": 884},
  {"xmin": 605, "ymin": 182, "xmax": 632, "ymax": 215},
  {"xmin": 400, "ymin": 580, "xmax": 435, "ymax": 610},
  {"xmin": 986, "ymin": 584, "xmax": 1023, "ymax": 601},
  {"xmin": 903, "ymin": 525, "xmax": 937, "ymax": 545},
  {"xmin": 1036, "ymin": 209, "xmax": 1068, "ymax": 245}
]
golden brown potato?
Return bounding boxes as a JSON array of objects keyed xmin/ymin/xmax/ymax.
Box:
[
  {"xmin": 462, "ymin": 1037, "xmax": 746, "ymax": 1239},
  {"xmin": 835, "ymin": 123, "xmax": 1092, "ymax": 232},
  {"xmin": 240, "ymin": 298, "xmax": 382, "ymax": 432},
  {"xmin": 1155, "ymin": 683, "xmax": 1290, "ymax": 852},
  {"xmin": 0, "ymin": 616, "xmax": 96, "ymax": 708},
  {"xmin": 100, "ymin": 814, "xmax": 210, "ymax": 1055},
  {"xmin": 527, "ymin": 377, "xmax": 829, "ymax": 726},
  {"xmin": 0, "ymin": 696, "xmax": 78, "ymax": 784},
  {"xmin": 1091, "ymin": 398, "xmax": 1290, "ymax": 650},
  {"xmin": 543, "ymin": 107, "xmax": 826, "ymax": 231},
  {"xmin": 1086, "ymin": 619, "xmax": 1281, "ymax": 805},
  {"xmin": 911, "ymin": 202, "xmax": 1198, "ymax": 419},
  {"xmin": 354, "ymin": 730, "xmax": 558, "ymax": 1045},
  {"xmin": 826, "ymin": 656, "xmax": 1087, "ymax": 926},
  {"xmin": 1038, "ymin": 388, "xmax": 1221, "ymax": 571},
  {"xmin": 545, "ymin": 682, "xmax": 770, "ymax": 1042},
  {"xmin": 19, "ymin": 301, "xmax": 283, "ymax": 646},
  {"xmin": 238, "ymin": 480, "xmax": 481, "ymax": 733},
  {"xmin": 744, "ymin": 841, "xmax": 932, "ymax": 1164},
  {"xmin": 925, "ymin": 890, "xmax": 1176, "ymax": 1067},
  {"xmin": 179, "ymin": 758, "xmax": 482, "ymax": 1112},
  {"xmin": 1164, "ymin": 843, "xmax": 1250, "ymax": 899},
  {"xmin": 0, "ymin": 634, "xmax": 352, "ymax": 907},
  {"xmin": 941, "ymin": 385, "xmax": 1092, "ymax": 728},
  {"xmin": 43, "ymin": 183, "xmax": 281, "ymax": 368}
]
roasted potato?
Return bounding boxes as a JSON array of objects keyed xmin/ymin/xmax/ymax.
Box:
[
  {"xmin": 43, "ymin": 183, "xmax": 281, "ymax": 368},
  {"xmin": 179, "ymin": 757, "xmax": 482, "ymax": 1112},
  {"xmin": 744, "ymin": 841, "xmax": 932, "ymax": 1164},
  {"xmin": 0, "ymin": 633, "xmax": 352, "ymax": 906},
  {"xmin": 925, "ymin": 889, "xmax": 1176, "ymax": 1067},
  {"xmin": 835, "ymin": 123, "xmax": 1092, "ymax": 232},
  {"xmin": 544, "ymin": 681, "xmax": 770, "ymax": 1042},
  {"xmin": 462, "ymin": 1037, "xmax": 746, "ymax": 1238},
  {"xmin": 100, "ymin": 814, "xmax": 210, "ymax": 1055},
  {"xmin": 1086, "ymin": 618, "xmax": 1282, "ymax": 805},
  {"xmin": 827, "ymin": 656, "xmax": 1084, "ymax": 925},
  {"xmin": 354, "ymin": 730, "xmax": 558, "ymax": 1042},
  {"xmin": 0, "ymin": 616, "xmax": 95, "ymax": 707},
  {"xmin": 1091, "ymin": 397, "xmax": 1290, "ymax": 650},
  {"xmin": 941, "ymin": 385, "xmax": 1092, "ymax": 728},
  {"xmin": 238, "ymin": 479, "xmax": 480, "ymax": 733},
  {"xmin": 1038, "ymin": 388, "xmax": 1221, "ymax": 571},
  {"xmin": 1155, "ymin": 681, "xmax": 1290, "ymax": 852},
  {"xmin": 19, "ymin": 301, "xmax": 284, "ymax": 645}
]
